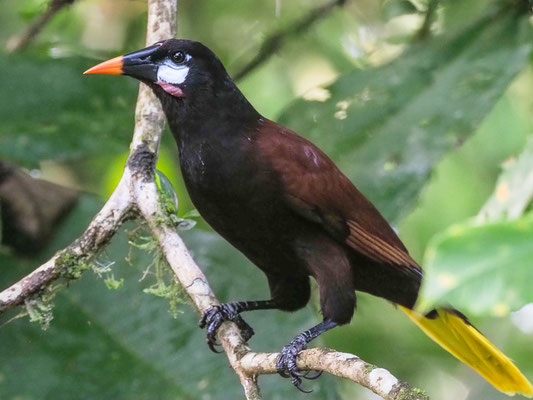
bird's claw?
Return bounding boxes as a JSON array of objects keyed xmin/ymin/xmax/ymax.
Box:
[
  {"xmin": 303, "ymin": 370, "xmax": 323, "ymax": 380},
  {"xmin": 199, "ymin": 304, "xmax": 254, "ymax": 352},
  {"xmin": 276, "ymin": 335, "xmax": 322, "ymax": 393},
  {"xmin": 292, "ymin": 369, "xmax": 323, "ymax": 380},
  {"xmin": 291, "ymin": 376, "xmax": 313, "ymax": 393}
]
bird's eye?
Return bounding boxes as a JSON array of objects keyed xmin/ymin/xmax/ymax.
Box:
[{"xmin": 171, "ymin": 51, "xmax": 186, "ymax": 64}]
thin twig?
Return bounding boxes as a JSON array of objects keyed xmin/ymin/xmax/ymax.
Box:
[
  {"xmin": 233, "ymin": 0, "xmax": 347, "ymax": 81},
  {"xmin": 6, "ymin": 0, "xmax": 77, "ymax": 52},
  {"xmin": 413, "ymin": 0, "xmax": 438, "ymax": 42},
  {"xmin": 0, "ymin": 0, "xmax": 429, "ymax": 398}
]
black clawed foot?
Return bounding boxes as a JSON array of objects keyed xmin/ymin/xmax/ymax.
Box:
[
  {"xmin": 302, "ymin": 370, "xmax": 323, "ymax": 380},
  {"xmin": 199, "ymin": 304, "xmax": 254, "ymax": 352},
  {"xmin": 291, "ymin": 376, "xmax": 313, "ymax": 393},
  {"xmin": 276, "ymin": 335, "xmax": 322, "ymax": 393}
]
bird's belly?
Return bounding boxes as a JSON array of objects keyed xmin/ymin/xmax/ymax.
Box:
[{"xmin": 180, "ymin": 158, "xmax": 305, "ymax": 275}]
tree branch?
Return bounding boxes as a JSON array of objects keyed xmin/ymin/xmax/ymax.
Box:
[
  {"xmin": 6, "ymin": 0, "xmax": 78, "ymax": 52},
  {"xmin": 241, "ymin": 348, "xmax": 428, "ymax": 400},
  {"xmin": 233, "ymin": 0, "xmax": 347, "ymax": 82},
  {"xmin": 0, "ymin": 1, "xmax": 428, "ymax": 399},
  {"xmin": 0, "ymin": 175, "xmax": 132, "ymax": 313}
]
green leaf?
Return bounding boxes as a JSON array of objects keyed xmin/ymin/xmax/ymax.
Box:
[
  {"xmin": 0, "ymin": 195, "xmax": 338, "ymax": 399},
  {"xmin": 419, "ymin": 214, "xmax": 533, "ymax": 316},
  {"xmin": 278, "ymin": 9, "xmax": 532, "ymax": 223},
  {"xmin": 0, "ymin": 54, "xmax": 138, "ymax": 167},
  {"xmin": 155, "ymin": 169, "xmax": 179, "ymax": 215},
  {"xmin": 182, "ymin": 208, "xmax": 200, "ymax": 219},
  {"xmin": 477, "ymin": 136, "xmax": 533, "ymax": 222}
]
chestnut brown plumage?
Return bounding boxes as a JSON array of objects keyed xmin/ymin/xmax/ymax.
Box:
[{"xmin": 85, "ymin": 39, "xmax": 533, "ymax": 396}]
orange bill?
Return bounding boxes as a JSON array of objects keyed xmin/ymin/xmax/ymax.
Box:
[{"xmin": 84, "ymin": 55, "xmax": 124, "ymax": 75}]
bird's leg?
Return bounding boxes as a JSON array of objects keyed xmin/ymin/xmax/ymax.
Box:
[
  {"xmin": 199, "ymin": 300, "xmax": 277, "ymax": 352},
  {"xmin": 276, "ymin": 318, "xmax": 338, "ymax": 393}
]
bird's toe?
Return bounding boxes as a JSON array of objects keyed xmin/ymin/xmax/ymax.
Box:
[
  {"xmin": 303, "ymin": 370, "xmax": 323, "ymax": 380},
  {"xmin": 199, "ymin": 304, "xmax": 254, "ymax": 352},
  {"xmin": 276, "ymin": 337, "xmax": 320, "ymax": 393}
]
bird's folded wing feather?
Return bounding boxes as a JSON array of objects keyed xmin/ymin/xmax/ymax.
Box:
[{"xmin": 257, "ymin": 120, "xmax": 421, "ymax": 275}]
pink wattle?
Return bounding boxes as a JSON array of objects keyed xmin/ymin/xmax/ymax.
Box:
[{"xmin": 157, "ymin": 81, "xmax": 184, "ymax": 97}]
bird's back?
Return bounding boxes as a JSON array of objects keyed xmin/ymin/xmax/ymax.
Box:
[{"xmin": 254, "ymin": 118, "xmax": 422, "ymax": 308}]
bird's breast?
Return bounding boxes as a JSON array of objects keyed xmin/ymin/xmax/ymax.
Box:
[
  {"xmin": 177, "ymin": 134, "xmax": 304, "ymax": 271},
  {"xmin": 179, "ymin": 137, "xmax": 251, "ymax": 194},
  {"xmin": 179, "ymin": 135, "xmax": 265, "ymax": 216}
]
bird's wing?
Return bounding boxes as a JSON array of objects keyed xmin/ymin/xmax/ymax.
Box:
[{"xmin": 256, "ymin": 119, "xmax": 421, "ymax": 275}]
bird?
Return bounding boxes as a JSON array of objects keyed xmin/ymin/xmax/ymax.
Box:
[{"xmin": 85, "ymin": 39, "xmax": 533, "ymax": 396}]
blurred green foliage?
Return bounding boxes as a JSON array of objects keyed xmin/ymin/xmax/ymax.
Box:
[
  {"xmin": 421, "ymin": 214, "xmax": 533, "ymax": 316},
  {"xmin": 279, "ymin": 7, "xmax": 531, "ymax": 222},
  {"xmin": 1, "ymin": 0, "xmax": 533, "ymax": 399},
  {"xmin": 0, "ymin": 54, "xmax": 137, "ymax": 166}
]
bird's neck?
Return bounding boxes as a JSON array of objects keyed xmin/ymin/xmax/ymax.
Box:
[{"xmin": 151, "ymin": 80, "xmax": 261, "ymax": 147}]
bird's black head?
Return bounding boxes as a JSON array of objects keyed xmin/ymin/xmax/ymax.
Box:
[
  {"xmin": 85, "ymin": 39, "xmax": 232, "ymax": 100},
  {"xmin": 85, "ymin": 39, "xmax": 260, "ymax": 137}
]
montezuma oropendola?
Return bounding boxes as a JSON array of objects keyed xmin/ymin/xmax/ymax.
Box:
[{"xmin": 85, "ymin": 39, "xmax": 533, "ymax": 396}]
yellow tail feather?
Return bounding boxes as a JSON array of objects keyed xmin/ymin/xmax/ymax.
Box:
[{"xmin": 401, "ymin": 307, "xmax": 533, "ymax": 397}]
